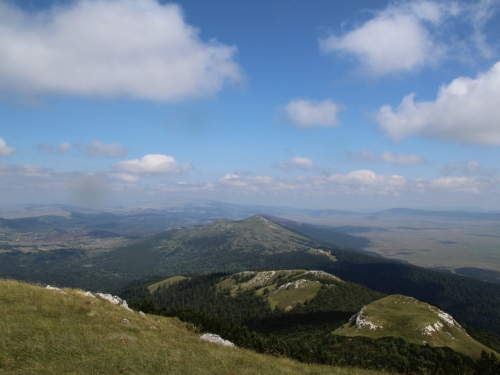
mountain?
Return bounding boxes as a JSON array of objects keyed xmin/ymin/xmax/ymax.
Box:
[
  {"xmin": 0, "ymin": 278, "xmax": 388, "ymax": 375},
  {"xmin": 93, "ymin": 215, "xmax": 332, "ymax": 280},
  {"xmin": 261, "ymin": 214, "xmax": 373, "ymax": 252},
  {"xmin": 334, "ymin": 294, "xmax": 494, "ymax": 360}
]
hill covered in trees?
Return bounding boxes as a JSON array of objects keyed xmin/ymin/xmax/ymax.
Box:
[{"xmin": 120, "ymin": 271, "xmax": 498, "ymax": 374}]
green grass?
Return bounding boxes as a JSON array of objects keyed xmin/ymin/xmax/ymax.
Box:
[
  {"xmin": 0, "ymin": 278, "xmax": 392, "ymax": 375},
  {"xmin": 267, "ymin": 280, "xmax": 323, "ymax": 310},
  {"xmin": 219, "ymin": 270, "xmax": 342, "ymax": 311},
  {"xmin": 147, "ymin": 276, "xmax": 190, "ymax": 293},
  {"xmin": 333, "ymin": 294, "xmax": 496, "ymax": 360}
]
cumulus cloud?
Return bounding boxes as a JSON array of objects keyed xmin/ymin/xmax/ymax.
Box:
[
  {"xmin": 217, "ymin": 169, "xmax": 408, "ymax": 196},
  {"xmin": 0, "ymin": 0, "xmax": 242, "ymax": 101},
  {"xmin": 375, "ymin": 61, "xmax": 500, "ymax": 145},
  {"xmin": 214, "ymin": 168, "xmax": 500, "ymax": 202},
  {"xmin": 273, "ymin": 156, "xmax": 315, "ymax": 171},
  {"xmin": 319, "ymin": 1, "xmax": 495, "ymax": 75},
  {"xmin": 324, "ymin": 170, "xmax": 408, "ymax": 195},
  {"xmin": 112, "ymin": 154, "xmax": 193, "ymax": 182},
  {"xmin": 320, "ymin": 1, "xmax": 447, "ymax": 75},
  {"xmin": 84, "ymin": 139, "xmax": 127, "ymax": 158},
  {"xmin": 284, "ymin": 99, "xmax": 343, "ymax": 128},
  {"xmin": 429, "ymin": 176, "xmax": 483, "ymax": 194},
  {"xmin": 0, "ymin": 137, "xmax": 16, "ymax": 155},
  {"xmin": 348, "ymin": 149, "xmax": 424, "ymax": 165}
]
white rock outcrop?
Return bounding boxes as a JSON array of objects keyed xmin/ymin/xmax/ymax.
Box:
[
  {"xmin": 350, "ymin": 307, "xmax": 382, "ymax": 330},
  {"xmin": 275, "ymin": 279, "xmax": 307, "ymax": 292},
  {"xmin": 200, "ymin": 333, "xmax": 235, "ymax": 347},
  {"xmin": 96, "ymin": 293, "xmax": 133, "ymax": 312}
]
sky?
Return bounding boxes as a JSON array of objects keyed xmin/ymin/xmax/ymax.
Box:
[{"xmin": 1, "ymin": 0, "xmax": 500, "ymax": 210}]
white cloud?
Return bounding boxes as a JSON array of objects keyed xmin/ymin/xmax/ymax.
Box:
[
  {"xmin": 0, "ymin": 162, "xmax": 499, "ymax": 207},
  {"xmin": 429, "ymin": 176, "xmax": 483, "ymax": 194},
  {"xmin": 0, "ymin": 0, "xmax": 242, "ymax": 101},
  {"xmin": 284, "ymin": 99, "xmax": 343, "ymax": 128},
  {"xmin": 273, "ymin": 156, "xmax": 315, "ymax": 171},
  {"xmin": 324, "ymin": 170, "xmax": 408, "ymax": 195},
  {"xmin": 112, "ymin": 154, "xmax": 193, "ymax": 181},
  {"xmin": 376, "ymin": 61, "xmax": 500, "ymax": 145},
  {"xmin": 84, "ymin": 139, "xmax": 127, "ymax": 158},
  {"xmin": 213, "ymin": 168, "xmax": 500, "ymax": 202},
  {"xmin": 217, "ymin": 169, "xmax": 408, "ymax": 196},
  {"xmin": 319, "ymin": 1, "xmax": 497, "ymax": 75},
  {"xmin": 0, "ymin": 137, "xmax": 16, "ymax": 155},
  {"xmin": 59, "ymin": 142, "xmax": 72, "ymax": 153},
  {"xmin": 466, "ymin": 0, "xmax": 499, "ymax": 58},
  {"xmin": 348, "ymin": 149, "xmax": 424, "ymax": 165},
  {"xmin": 219, "ymin": 172, "xmax": 274, "ymax": 190},
  {"xmin": 380, "ymin": 151, "xmax": 424, "ymax": 165},
  {"xmin": 320, "ymin": 1, "xmax": 447, "ymax": 75}
]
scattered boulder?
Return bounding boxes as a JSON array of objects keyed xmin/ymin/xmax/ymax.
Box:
[{"xmin": 200, "ymin": 333, "xmax": 235, "ymax": 347}]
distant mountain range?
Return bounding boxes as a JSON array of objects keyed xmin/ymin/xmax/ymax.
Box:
[{"xmin": 2, "ymin": 199, "xmax": 499, "ymax": 223}]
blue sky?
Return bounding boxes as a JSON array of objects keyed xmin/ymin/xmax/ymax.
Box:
[{"xmin": 1, "ymin": 0, "xmax": 500, "ymax": 210}]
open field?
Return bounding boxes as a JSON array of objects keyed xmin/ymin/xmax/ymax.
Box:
[{"xmin": 288, "ymin": 213, "xmax": 500, "ymax": 278}]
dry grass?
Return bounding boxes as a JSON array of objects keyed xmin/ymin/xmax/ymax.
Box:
[{"xmin": 0, "ymin": 279, "xmax": 392, "ymax": 375}]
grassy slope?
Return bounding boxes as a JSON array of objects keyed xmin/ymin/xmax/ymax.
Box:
[
  {"xmin": 147, "ymin": 276, "xmax": 190, "ymax": 294},
  {"xmin": 334, "ymin": 294, "xmax": 495, "ymax": 360},
  {"xmin": 0, "ymin": 279, "xmax": 391, "ymax": 375}
]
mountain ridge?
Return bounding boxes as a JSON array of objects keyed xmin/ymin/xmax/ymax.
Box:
[{"xmin": 334, "ymin": 294, "xmax": 495, "ymax": 359}]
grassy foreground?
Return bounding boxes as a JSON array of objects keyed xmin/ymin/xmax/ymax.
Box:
[{"xmin": 0, "ymin": 279, "xmax": 392, "ymax": 375}]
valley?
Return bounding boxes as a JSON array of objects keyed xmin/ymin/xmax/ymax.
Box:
[{"xmin": 272, "ymin": 208, "xmax": 500, "ymax": 283}]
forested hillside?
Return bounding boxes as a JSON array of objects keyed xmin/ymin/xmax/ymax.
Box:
[{"xmin": 119, "ymin": 271, "xmax": 499, "ymax": 374}]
